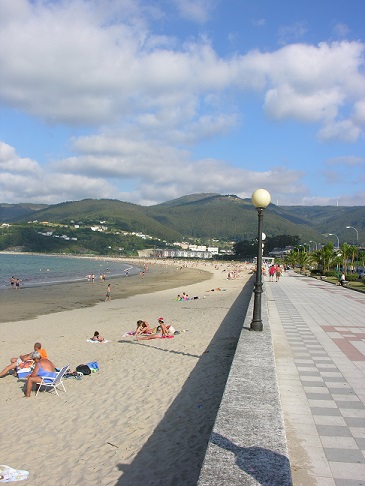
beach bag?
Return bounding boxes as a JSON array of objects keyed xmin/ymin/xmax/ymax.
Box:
[
  {"xmin": 87, "ymin": 361, "xmax": 99, "ymax": 372},
  {"xmin": 76, "ymin": 364, "xmax": 91, "ymax": 375}
]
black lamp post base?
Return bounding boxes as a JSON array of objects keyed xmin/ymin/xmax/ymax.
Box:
[{"xmin": 250, "ymin": 320, "xmax": 263, "ymax": 332}]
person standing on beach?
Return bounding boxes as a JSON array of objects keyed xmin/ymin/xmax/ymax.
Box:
[
  {"xmin": 105, "ymin": 283, "xmax": 111, "ymax": 301},
  {"xmin": 10, "ymin": 276, "xmax": 15, "ymax": 288},
  {"xmin": 15, "ymin": 278, "xmax": 20, "ymax": 289}
]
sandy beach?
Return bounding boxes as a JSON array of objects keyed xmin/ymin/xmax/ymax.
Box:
[{"xmin": 0, "ymin": 260, "xmax": 253, "ymax": 485}]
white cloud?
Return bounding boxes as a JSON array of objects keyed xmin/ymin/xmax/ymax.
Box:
[
  {"xmin": 300, "ymin": 191, "xmax": 365, "ymax": 207},
  {"xmin": 0, "ymin": 2, "xmax": 365, "ymax": 207},
  {"xmin": 172, "ymin": 0, "xmax": 217, "ymax": 23},
  {"xmin": 326, "ymin": 155, "xmax": 365, "ymax": 167},
  {"xmin": 318, "ymin": 120, "xmax": 360, "ymax": 142},
  {"xmin": 353, "ymin": 99, "xmax": 365, "ymax": 126},
  {"xmin": 332, "ymin": 23, "xmax": 350, "ymax": 38},
  {"xmin": 0, "ymin": 142, "xmax": 40, "ymax": 174},
  {"xmin": 277, "ymin": 22, "xmax": 308, "ymax": 45},
  {"xmin": 264, "ymin": 85, "xmax": 342, "ymax": 122},
  {"xmin": 0, "ymin": 134, "xmax": 307, "ymax": 205},
  {"xmin": 252, "ymin": 18, "xmax": 266, "ymax": 27},
  {"xmin": 0, "ymin": 1, "xmax": 363, "ymax": 143}
]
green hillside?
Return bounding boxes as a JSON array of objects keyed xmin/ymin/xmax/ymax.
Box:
[
  {"xmin": 146, "ymin": 194, "xmax": 329, "ymax": 242},
  {"xmin": 279, "ymin": 205, "xmax": 365, "ymax": 243},
  {"xmin": 1, "ymin": 194, "xmax": 364, "ymax": 249},
  {"xmin": 0, "ymin": 203, "xmax": 48, "ymax": 222},
  {"xmin": 16, "ymin": 198, "xmax": 183, "ymax": 242}
]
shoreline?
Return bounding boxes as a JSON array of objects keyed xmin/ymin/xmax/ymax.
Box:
[{"xmin": 0, "ymin": 259, "xmax": 214, "ymax": 323}]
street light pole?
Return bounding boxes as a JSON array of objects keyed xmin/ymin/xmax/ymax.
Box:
[
  {"xmin": 346, "ymin": 226, "xmax": 359, "ymax": 242},
  {"xmin": 250, "ymin": 189, "xmax": 271, "ymax": 332},
  {"xmin": 328, "ymin": 233, "xmax": 340, "ymax": 249},
  {"xmin": 310, "ymin": 240, "xmax": 318, "ymax": 250}
]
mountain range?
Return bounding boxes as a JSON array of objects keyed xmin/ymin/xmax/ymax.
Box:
[{"xmin": 1, "ymin": 194, "xmax": 364, "ymax": 246}]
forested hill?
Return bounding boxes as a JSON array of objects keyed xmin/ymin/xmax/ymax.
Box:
[{"xmin": 1, "ymin": 194, "xmax": 364, "ymax": 244}]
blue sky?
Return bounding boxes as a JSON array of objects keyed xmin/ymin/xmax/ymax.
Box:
[{"xmin": 0, "ymin": 0, "xmax": 364, "ymax": 206}]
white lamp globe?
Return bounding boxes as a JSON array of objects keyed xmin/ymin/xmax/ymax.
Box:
[{"xmin": 251, "ymin": 189, "xmax": 271, "ymax": 208}]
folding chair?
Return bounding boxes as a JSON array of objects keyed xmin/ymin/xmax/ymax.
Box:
[{"xmin": 36, "ymin": 364, "xmax": 69, "ymax": 396}]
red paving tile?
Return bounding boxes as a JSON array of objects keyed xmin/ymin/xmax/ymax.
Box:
[
  {"xmin": 322, "ymin": 325, "xmax": 335, "ymax": 332},
  {"xmin": 332, "ymin": 338, "xmax": 365, "ymax": 361}
]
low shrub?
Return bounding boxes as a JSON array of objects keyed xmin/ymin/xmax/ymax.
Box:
[
  {"xmin": 324, "ymin": 270, "xmax": 337, "ymax": 277},
  {"xmin": 310, "ymin": 269, "xmax": 322, "ymax": 275},
  {"xmin": 345, "ymin": 274, "xmax": 360, "ymax": 282}
]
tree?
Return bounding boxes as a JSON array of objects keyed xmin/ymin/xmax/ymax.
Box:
[
  {"xmin": 297, "ymin": 251, "xmax": 312, "ymax": 271},
  {"xmin": 348, "ymin": 245, "xmax": 359, "ymax": 272},
  {"xmin": 311, "ymin": 243, "xmax": 337, "ymax": 273},
  {"xmin": 340, "ymin": 243, "xmax": 351, "ymax": 274},
  {"xmin": 265, "ymin": 235, "xmax": 300, "ymax": 254},
  {"xmin": 284, "ymin": 251, "xmax": 299, "ymax": 269},
  {"xmin": 233, "ymin": 239, "xmax": 257, "ymax": 259}
]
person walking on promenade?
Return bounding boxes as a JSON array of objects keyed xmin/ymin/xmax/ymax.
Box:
[
  {"xmin": 269, "ymin": 265, "xmax": 276, "ymax": 282},
  {"xmin": 275, "ymin": 265, "xmax": 282, "ymax": 282}
]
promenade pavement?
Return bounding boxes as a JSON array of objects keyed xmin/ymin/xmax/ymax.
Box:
[
  {"xmin": 267, "ymin": 270, "xmax": 365, "ymax": 486},
  {"xmin": 198, "ymin": 269, "xmax": 364, "ymax": 485}
]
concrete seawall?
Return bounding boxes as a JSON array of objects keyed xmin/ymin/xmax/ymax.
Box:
[{"xmin": 198, "ymin": 281, "xmax": 293, "ymax": 485}]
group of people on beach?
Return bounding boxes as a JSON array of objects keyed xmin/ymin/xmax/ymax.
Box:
[
  {"xmin": 0, "ymin": 331, "xmax": 108, "ymax": 396},
  {"xmin": 135, "ymin": 317, "xmax": 175, "ymax": 340},
  {"xmin": 0, "ymin": 342, "xmax": 56, "ymax": 397},
  {"xmin": 10, "ymin": 276, "xmax": 21, "ymax": 289}
]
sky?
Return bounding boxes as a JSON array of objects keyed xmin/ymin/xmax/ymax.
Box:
[{"xmin": 0, "ymin": 0, "xmax": 364, "ymax": 207}]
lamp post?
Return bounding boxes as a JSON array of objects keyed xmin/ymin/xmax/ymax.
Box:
[
  {"xmin": 250, "ymin": 188, "xmax": 271, "ymax": 332},
  {"xmin": 346, "ymin": 226, "xmax": 359, "ymax": 242},
  {"xmin": 328, "ymin": 233, "xmax": 340, "ymax": 249},
  {"xmin": 310, "ymin": 240, "xmax": 318, "ymax": 251}
]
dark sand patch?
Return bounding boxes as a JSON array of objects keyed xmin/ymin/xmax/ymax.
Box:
[{"xmin": 0, "ymin": 263, "xmax": 212, "ymax": 323}]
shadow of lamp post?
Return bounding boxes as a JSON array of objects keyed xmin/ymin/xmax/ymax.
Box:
[{"xmin": 250, "ymin": 188, "xmax": 271, "ymax": 331}]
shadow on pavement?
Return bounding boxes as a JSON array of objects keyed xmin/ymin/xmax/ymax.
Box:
[{"xmin": 210, "ymin": 432, "xmax": 292, "ymax": 486}]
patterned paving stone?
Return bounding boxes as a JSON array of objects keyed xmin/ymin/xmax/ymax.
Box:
[{"xmin": 266, "ymin": 273, "xmax": 365, "ymax": 486}]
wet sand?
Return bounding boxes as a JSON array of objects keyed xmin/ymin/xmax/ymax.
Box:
[{"xmin": 0, "ymin": 260, "xmax": 212, "ymax": 323}]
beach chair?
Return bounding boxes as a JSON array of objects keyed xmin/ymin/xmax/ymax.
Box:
[{"xmin": 36, "ymin": 364, "xmax": 69, "ymax": 396}]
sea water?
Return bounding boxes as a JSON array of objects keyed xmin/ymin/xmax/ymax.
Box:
[{"xmin": 0, "ymin": 253, "xmax": 139, "ymax": 289}]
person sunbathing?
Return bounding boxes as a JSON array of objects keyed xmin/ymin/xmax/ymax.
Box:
[
  {"xmin": 0, "ymin": 342, "xmax": 47, "ymax": 378},
  {"xmin": 90, "ymin": 331, "xmax": 105, "ymax": 342},
  {"xmin": 135, "ymin": 320, "xmax": 152, "ymax": 336},
  {"xmin": 156, "ymin": 317, "xmax": 169, "ymax": 337},
  {"xmin": 135, "ymin": 318, "xmax": 176, "ymax": 341},
  {"xmin": 24, "ymin": 352, "xmax": 56, "ymax": 397}
]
